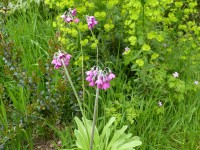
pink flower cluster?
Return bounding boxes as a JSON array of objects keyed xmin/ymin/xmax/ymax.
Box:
[
  {"xmin": 86, "ymin": 16, "xmax": 98, "ymax": 29},
  {"xmin": 52, "ymin": 51, "xmax": 71, "ymax": 69},
  {"xmin": 61, "ymin": 8, "xmax": 79, "ymax": 23},
  {"xmin": 86, "ymin": 67, "xmax": 115, "ymax": 90}
]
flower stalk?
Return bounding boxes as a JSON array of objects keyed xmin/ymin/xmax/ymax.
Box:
[
  {"xmin": 61, "ymin": 59, "xmax": 84, "ymax": 117},
  {"xmin": 89, "ymin": 87, "xmax": 99, "ymax": 150},
  {"xmin": 89, "ymin": 27, "xmax": 99, "ymax": 150}
]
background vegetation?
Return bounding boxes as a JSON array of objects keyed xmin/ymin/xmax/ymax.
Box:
[{"xmin": 0, "ymin": 0, "xmax": 200, "ymax": 149}]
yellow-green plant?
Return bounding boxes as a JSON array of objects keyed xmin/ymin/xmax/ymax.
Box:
[{"xmin": 71, "ymin": 117, "xmax": 142, "ymax": 150}]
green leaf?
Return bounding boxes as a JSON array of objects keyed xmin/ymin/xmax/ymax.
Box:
[
  {"xmin": 0, "ymin": 100, "xmax": 8, "ymax": 130},
  {"xmin": 106, "ymin": 126, "xmax": 128, "ymax": 149},
  {"xmin": 117, "ymin": 140, "xmax": 142, "ymax": 149},
  {"xmin": 111, "ymin": 134, "xmax": 127, "ymax": 149},
  {"xmin": 74, "ymin": 117, "xmax": 142, "ymax": 150},
  {"xmin": 99, "ymin": 117, "xmax": 116, "ymax": 148},
  {"xmin": 74, "ymin": 117, "xmax": 90, "ymax": 149},
  {"xmin": 138, "ymin": 36, "xmax": 144, "ymax": 45},
  {"xmin": 100, "ymin": 117, "xmax": 116, "ymax": 140}
]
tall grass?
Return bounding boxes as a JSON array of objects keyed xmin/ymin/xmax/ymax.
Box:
[
  {"xmin": 1, "ymin": 3, "xmax": 56, "ymax": 148},
  {"xmin": 5, "ymin": 6, "xmax": 54, "ymax": 74}
]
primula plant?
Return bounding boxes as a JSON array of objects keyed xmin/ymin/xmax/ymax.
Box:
[
  {"xmin": 73, "ymin": 117, "xmax": 142, "ymax": 150},
  {"xmin": 52, "ymin": 50, "xmax": 72, "ymax": 69},
  {"xmin": 86, "ymin": 66, "xmax": 115, "ymax": 90},
  {"xmin": 60, "ymin": 8, "xmax": 79, "ymax": 23},
  {"xmin": 48, "ymin": 4, "xmax": 142, "ymax": 149},
  {"xmin": 44, "ymin": 0, "xmax": 200, "ymax": 149},
  {"xmin": 86, "ymin": 16, "xmax": 98, "ymax": 29}
]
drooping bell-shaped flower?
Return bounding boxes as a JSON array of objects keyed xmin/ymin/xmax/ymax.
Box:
[
  {"xmin": 85, "ymin": 66, "xmax": 115, "ymax": 90},
  {"xmin": 70, "ymin": 9, "xmax": 77, "ymax": 16},
  {"xmin": 52, "ymin": 50, "xmax": 71, "ymax": 69},
  {"xmin": 65, "ymin": 16, "xmax": 73, "ymax": 23},
  {"xmin": 60, "ymin": 8, "xmax": 79, "ymax": 24},
  {"xmin": 86, "ymin": 16, "xmax": 98, "ymax": 29}
]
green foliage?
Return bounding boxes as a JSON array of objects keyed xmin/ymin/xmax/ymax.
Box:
[
  {"xmin": 1, "ymin": 0, "xmax": 43, "ymax": 13},
  {"xmin": 72, "ymin": 117, "xmax": 142, "ymax": 150},
  {"xmin": 45, "ymin": 0, "xmax": 200, "ymax": 105},
  {"xmin": 121, "ymin": 0, "xmax": 200, "ymax": 102}
]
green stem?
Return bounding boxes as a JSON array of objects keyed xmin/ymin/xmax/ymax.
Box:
[
  {"xmin": 61, "ymin": 60, "xmax": 90, "ymax": 144},
  {"xmin": 61, "ymin": 60, "xmax": 84, "ymax": 117},
  {"xmin": 89, "ymin": 29, "xmax": 100, "ymax": 150},
  {"xmin": 90, "ymin": 29, "xmax": 99, "ymax": 66},
  {"xmin": 79, "ymin": 31, "xmax": 85, "ymax": 102},
  {"xmin": 89, "ymin": 87, "xmax": 99, "ymax": 150}
]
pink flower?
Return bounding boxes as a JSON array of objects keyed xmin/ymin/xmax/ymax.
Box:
[
  {"xmin": 52, "ymin": 51, "xmax": 71, "ymax": 69},
  {"xmin": 89, "ymin": 81, "xmax": 95, "ymax": 87},
  {"xmin": 97, "ymin": 84, "xmax": 102, "ymax": 89},
  {"xmin": 52, "ymin": 59, "xmax": 62, "ymax": 69},
  {"xmin": 93, "ymin": 69, "xmax": 98, "ymax": 77},
  {"xmin": 86, "ymin": 70, "xmax": 93, "ymax": 76},
  {"xmin": 102, "ymin": 82, "xmax": 110, "ymax": 90},
  {"xmin": 107, "ymin": 72, "xmax": 116, "ymax": 81},
  {"xmin": 173, "ymin": 72, "xmax": 179, "ymax": 78},
  {"xmin": 61, "ymin": 9, "xmax": 78, "ymax": 23},
  {"xmin": 86, "ymin": 75, "xmax": 93, "ymax": 82},
  {"xmin": 86, "ymin": 16, "xmax": 98, "ymax": 29},
  {"xmin": 95, "ymin": 77, "xmax": 103, "ymax": 85},
  {"xmin": 58, "ymin": 52, "xmax": 65, "ymax": 59},
  {"xmin": 70, "ymin": 9, "xmax": 77, "ymax": 16},
  {"xmin": 74, "ymin": 18, "xmax": 80, "ymax": 23},
  {"xmin": 85, "ymin": 67, "xmax": 115, "ymax": 90},
  {"xmin": 65, "ymin": 54, "xmax": 71, "ymax": 59},
  {"xmin": 65, "ymin": 16, "xmax": 73, "ymax": 23}
]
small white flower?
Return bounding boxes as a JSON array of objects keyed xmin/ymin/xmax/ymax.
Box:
[
  {"xmin": 57, "ymin": 141, "xmax": 62, "ymax": 146},
  {"xmin": 123, "ymin": 47, "xmax": 130, "ymax": 55},
  {"xmin": 173, "ymin": 72, "xmax": 179, "ymax": 78},
  {"xmin": 125, "ymin": 47, "xmax": 130, "ymax": 51},
  {"xmin": 194, "ymin": 81, "xmax": 199, "ymax": 85},
  {"xmin": 158, "ymin": 101, "xmax": 162, "ymax": 107}
]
